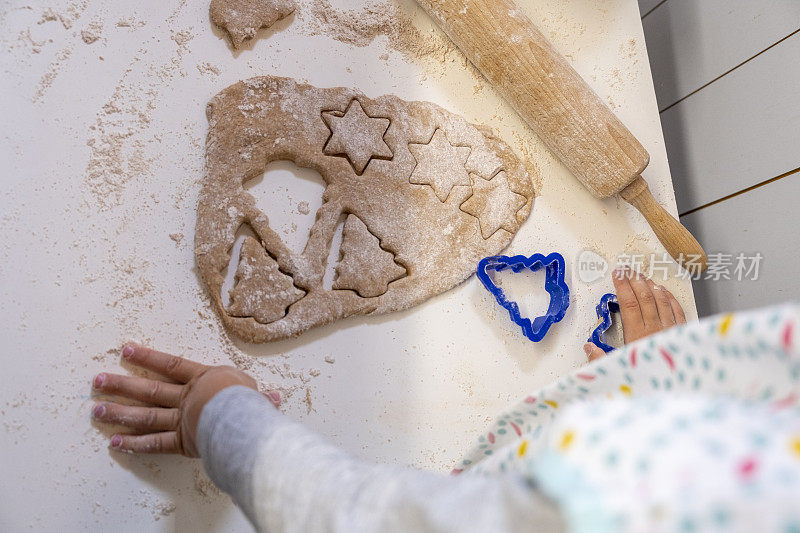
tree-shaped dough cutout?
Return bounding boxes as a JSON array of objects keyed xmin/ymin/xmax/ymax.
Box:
[
  {"xmin": 228, "ymin": 236, "xmax": 305, "ymax": 323},
  {"xmin": 333, "ymin": 214, "xmax": 407, "ymax": 298}
]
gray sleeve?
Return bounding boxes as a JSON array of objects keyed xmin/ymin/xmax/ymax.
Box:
[
  {"xmin": 197, "ymin": 385, "xmax": 282, "ymax": 526},
  {"xmin": 197, "ymin": 386, "xmax": 564, "ymax": 533}
]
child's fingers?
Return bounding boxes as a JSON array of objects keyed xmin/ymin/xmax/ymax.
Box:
[
  {"xmin": 667, "ymin": 291, "xmax": 687, "ymax": 324},
  {"xmin": 584, "ymin": 342, "xmax": 607, "ymax": 362},
  {"xmin": 612, "ymin": 268, "xmax": 644, "ymax": 336},
  {"xmin": 93, "ymin": 372, "xmax": 182, "ymax": 407},
  {"xmin": 93, "ymin": 402, "xmax": 179, "ymax": 431},
  {"xmin": 628, "ymin": 273, "xmax": 660, "ymax": 328},
  {"xmin": 649, "ymin": 281, "xmax": 676, "ymax": 326},
  {"xmin": 121, "ymin": 343, "xmax": 206, "ymax": 383},
  {"xmin": 109, "ymin": 431, "xmax": 182, "ymax": 455},
  {"xmin": 262, "ymin": 390, "xmax": 281, "ymax": 407}
]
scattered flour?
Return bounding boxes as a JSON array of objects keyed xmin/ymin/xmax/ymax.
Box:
[
  {"xmin": 115, "ymin": 15, "xmax": 146, "ymax": 29},
  {"xmin": 33, "ymin": 46, "xmax": 73, "ymax": 102},
  {"xmin": 80, "ymin": 19, "xmax": 103, "ymax": 44},
  {"xmin": 171, "ymin": 28, "xmax": 195, "ymax": 49},
  {"xmin": 137, "ymin": 493, "xmax": 176, "ymax": 520},
  {"xmin": 16, "ymin": 28, "xmax": 49, "ymax": 54},
  {"xmin": 196, "ymin": 61, "xmax": 221, "ymax": 77},
  {"xmin": 301, "ymin": 0, "xmax": 459, "ymax": 66},
  {"xmin": 193, "ymin": 468, "xmax": 222, "ymax": 498},
  {"xmin": 37, "ymin": 1, "xmax": 88, "ymax": 30}
]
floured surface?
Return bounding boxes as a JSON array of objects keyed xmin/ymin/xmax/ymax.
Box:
[
  {"xmin": 0, "ymin": 0, "xmax": 695, "ymax": 531},
  {"xmin": 196, "ymin": 76, "xmax": 535, "ymax": 342}
]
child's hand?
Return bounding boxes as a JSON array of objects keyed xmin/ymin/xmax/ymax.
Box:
[
  {"xmin": 91, "ymin": 343, "xmax": 280, "ymax": 457},
  {"xmin": 584, "ymin": 268, "xmax": 686, "ymax": 361}
]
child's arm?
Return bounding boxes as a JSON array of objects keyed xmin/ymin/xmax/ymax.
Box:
[
  {"xmin": 199, "ymin": 385, "xmax": 563, "ymax": 532},
  {"xmin": 93, "ymin": 344, "xmax": 563, "ymax": 532}
]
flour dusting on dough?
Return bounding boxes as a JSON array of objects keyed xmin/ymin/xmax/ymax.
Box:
[{"xmin": 196, "ymin": 76, "xmax": 538, "ymax": 343}]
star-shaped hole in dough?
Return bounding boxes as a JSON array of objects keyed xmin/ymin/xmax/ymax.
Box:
[
  {"xmin": 460, "ymin": 171, "xmax": 527, "ymax": 239},
  {"xmin": 408, "ymin": 128, "xmax": 472, "ymax": 202},
  {"xmin": 322, "ymin": 100, "xmax": 393, "ymax": 175}
]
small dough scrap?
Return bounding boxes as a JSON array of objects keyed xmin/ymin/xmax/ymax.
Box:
[
  {"xmin": 460, "ymin": 171, "xmax": 527, "ymax": 239},
  {"xmin": 228, "ymin": 236, "xmax": 305, "ymax": 323},
  {"xmin": 333, "ymin": 215, "xmax": 407, "ymax": 298},
  {"xmin": 210, "ymin": 0, "xmax": 295, "ymax": 49}
]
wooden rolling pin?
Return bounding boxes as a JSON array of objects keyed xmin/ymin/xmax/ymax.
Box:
[{"xmin": 416, "ymin": 0, "xmax": 707, "ymax": 272}]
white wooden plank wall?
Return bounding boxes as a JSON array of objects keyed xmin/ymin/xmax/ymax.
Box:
[
  {"xmin": 659, "ymin": 35, "xmax": 800, "ymax": 211},
  {"xmin": 638, "ymin": 0, "xmax": 800, "ymax": 316},
  {"xmin": 680, "ymin": 174, "xmax": 800, "ymax": 314},
  {"xmin": 638, "ymin": 0, "xmax": 664, "ymax": 17},
  {"xmin": 643, "ymin": 0, "xmax": 800, "ymax": 109}
]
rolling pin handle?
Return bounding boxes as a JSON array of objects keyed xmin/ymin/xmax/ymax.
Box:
[{"xmin": 620, "ymin": 176, "xmax": 708, "ymax": 274}]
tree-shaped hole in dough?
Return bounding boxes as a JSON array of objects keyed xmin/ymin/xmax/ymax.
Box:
[{"xmin": 243, "ymin": 160, "xmax": 326, "ymax": 256}]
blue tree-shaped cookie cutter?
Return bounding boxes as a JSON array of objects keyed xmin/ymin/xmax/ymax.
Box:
[
  {"xmin": 476, "ymin": 253, "xmax": 570, "ymax": 342},
  {"xmin": 589, "ymin": 293, "xmax": 620, "ymax": 353}
]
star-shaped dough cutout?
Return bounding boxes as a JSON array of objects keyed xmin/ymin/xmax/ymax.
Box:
[
  {"xmin": 322, "ymin": 100, "xmax": 393, "ymax": 175},
  {"xmin": 408, "ymin": 129, "xmax": 472, "ymax": 202},
  {"xmin": 460, "ymin": 171, "xmax": 527, "ymax": 239}
]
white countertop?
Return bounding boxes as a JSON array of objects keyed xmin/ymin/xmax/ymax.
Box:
[{"xmin": 0, "ymin": 0, "xmax": 695, "ymax": 530}]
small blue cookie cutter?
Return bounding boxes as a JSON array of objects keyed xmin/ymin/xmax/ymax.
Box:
[
  {"xmin": 589, "ymin": 293, "xmax": 620, "ymax": 353},
  {"xmin": 476, "ymin": 253, "xmax": 570, "ymax": 342}
]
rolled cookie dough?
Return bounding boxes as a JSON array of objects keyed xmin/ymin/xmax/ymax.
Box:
[
  {"xmin": 210, "ymin": 0, "xmax": 295, "ymax": 49},
  {"xmin": 195, "ymin": 76, "xmax": 538, "ymax": 343}
]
